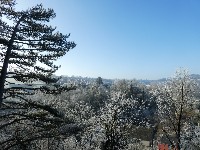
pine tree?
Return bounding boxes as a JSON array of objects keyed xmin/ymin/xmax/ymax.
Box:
[
  {"xmin": 0, "ymin": 1, "xmax": 76, "ymax": 105},
  {"xmin": 0, "ymin": 1, "xmax": 81, "ymax": 149}
]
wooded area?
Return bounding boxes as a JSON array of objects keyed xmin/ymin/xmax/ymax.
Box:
[{"xmin": 1, "ymin": 1, "xmax": 200, "ymax": 150}]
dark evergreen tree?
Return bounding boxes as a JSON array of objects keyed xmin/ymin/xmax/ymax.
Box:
[
  {"xmin": 96, "ymin": 77, "xmax": 103, "ymax": 86},
  {"xmin": 0, "ymin": 1, "xmax": 80, "ymax": 149},
  {"xmin": 0, "ymin": 0, "xmax": 76, "ymax": 105}
]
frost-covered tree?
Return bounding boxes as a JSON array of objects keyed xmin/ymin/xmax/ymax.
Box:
[
  {"xmin": 99, "ymin": 93, "xmax": 130, "ymax": 150},
  {"xmin": 152, "ymin": 69, "xmax": 197, "ymax": 150},
  {"xmin": 79, "ymin": 91, "xmax": 144, "ymax": 150},
  {"xmin": 111, "ymin": 79, "xmax": 130, "ymax": 93},
  {"xmin": 111, "ymin": 79, "xmax": 157, "ymax": 127},
  {"xmin": 0, "ymin": 90, "xmax": 88, "ymax": 149},
  {"xmin": 65, "ymin": 82, "xmax": 110, "ymax": 113}
]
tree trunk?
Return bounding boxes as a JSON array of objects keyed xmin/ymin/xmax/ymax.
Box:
[
  {"xmin": 176, "ymin": 83, "xmax": 184, "ymax": 150},
  {"xmin": 0, "ymin": 15, "xmax": 25, "ymax": 106}
]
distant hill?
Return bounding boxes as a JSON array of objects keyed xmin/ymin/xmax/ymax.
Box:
[
  {"xmin": 57, "ymin": 74, "xmax": 200, "ymax": 86},
  {"xmin": 139, "ymin": 74, "xmax": 200, "ymax": 85},
  {"xmin": 6, "ymin": 74, "xmax": 200, "ymax": 87},
  {"xmin": 190, "ymin": 74, "xmax": 200, "ymax": 80},
  {"xmin": 57, "ymin": 76, "xmax": 114, "ymax": 86},
  {"xmin": 138, "ymin": 78, "xmax": 167, "ymax": 85}
]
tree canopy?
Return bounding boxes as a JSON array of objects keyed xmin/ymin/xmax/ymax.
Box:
[
  {"xmin": 0, "ymin": 1, "xmax": 79, "ymax": 149},
  {"xmin": 0, "ymin": 0, "xmax": 76, "ymax": 105}
]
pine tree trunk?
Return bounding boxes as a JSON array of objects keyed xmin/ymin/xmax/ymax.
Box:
[{"xmin": 0, "ymin": 15, "xmax": 25, "ymax": 106}]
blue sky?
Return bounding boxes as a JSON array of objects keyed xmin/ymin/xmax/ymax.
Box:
[{"xmin": 16, "ymin": 0, "xmax": 200, "ymax": 79}]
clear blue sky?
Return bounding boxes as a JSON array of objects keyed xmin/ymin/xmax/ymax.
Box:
[{"xmin": 16, "ymin": 0, "xmax": 200, "ymax": 79}]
